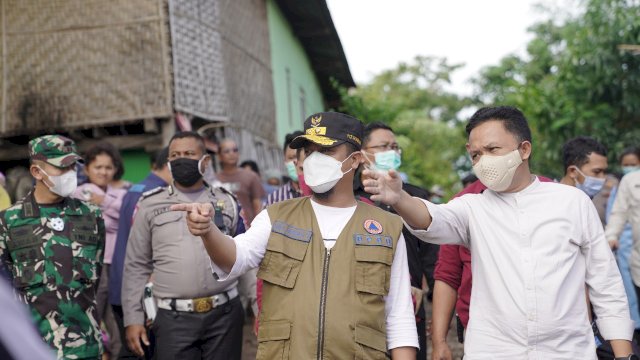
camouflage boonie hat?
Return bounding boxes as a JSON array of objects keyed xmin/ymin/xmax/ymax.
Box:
[{"xmin": 29, "ymin": 135, "xmax": 83, "ymax": 168}]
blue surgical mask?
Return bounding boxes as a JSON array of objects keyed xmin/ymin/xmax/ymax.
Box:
[
  {"xmin": 622, "ymin": 166, "xmax": 640, "ymax": 176},
  {"xmin": 367, "ymin": 150, "xmax": 401, "ymax": 172},
  {"xmin": 285, "ymin": 161, "xmax": 298, "ymax": 182},
  {"xmin": 574, "ymin": 167, "xmax": 605, "ymax": 198}
]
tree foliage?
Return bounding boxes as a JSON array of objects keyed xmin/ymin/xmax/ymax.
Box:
[
  {"xmin": 337, "ymin": 0, "xmax": 640, "ymax": 192},
  {"xmin": 335, "ymin": 56, "xmax": 472, "ymax": 194},
  {"xmin": 473, "ymin": 0, "xmax": 640, "ymax": 177}
]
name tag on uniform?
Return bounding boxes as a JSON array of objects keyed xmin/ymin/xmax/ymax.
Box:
[
  {"xmin": 271, "ymin": 221, "xmax": 312, "ymax": 243},
  {"xmin": 353, "ymin": 234, "xmax": 392, "ymax": 248}
]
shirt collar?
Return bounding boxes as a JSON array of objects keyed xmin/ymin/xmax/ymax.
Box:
[{"xmin": 494, "ymin": 175, "xmax": 540, "ymax": 198}]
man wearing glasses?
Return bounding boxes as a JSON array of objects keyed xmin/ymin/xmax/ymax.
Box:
[{"xmin": 354, "ymin": 122, "xmax": 437, "ymax": 359}]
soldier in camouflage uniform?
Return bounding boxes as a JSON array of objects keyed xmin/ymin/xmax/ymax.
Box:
[{"xmin": 0, "ymin": 135, "xmax": 106, "ymax": 359}]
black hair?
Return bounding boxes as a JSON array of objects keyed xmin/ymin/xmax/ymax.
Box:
[
  {"xmin": 240, "ymin": 160, "xmax": 260, "ymax": 175},
  {"xmin": 345, "ymin": 142, "xmax": 359, "ymax": 155},
  {"xmin": 619, "ymin": 146, "xmax": 640, "ymax": 163},
  {"xmin": 169, "ymin": 131, "xmax": 206, "ymax": 155},
  {"xmin": 363, "ymin": 122, "xmax": 394, "ymax": 147},
  {"xmin": 284, "ymin": 131, "xmax": 304, "ymax": 153},
  {"xmin": 561, "ymin": 136, "xmax": 608, "ymax": 172},
  {"xmin": 465, "ymin": 106, "xmax": 532, "ymax": 143},
  {"xmin": 151, "ymin": 146, "xmax": 169, "ymax": 169},
  {"xmin": 84, "ymin": 141, "xmax": 125, "ymax": 180}
]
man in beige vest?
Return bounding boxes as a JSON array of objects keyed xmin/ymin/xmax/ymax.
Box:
[{"xmin": 173, "ymin": 112, "xmax": 418, "ymax": 359}]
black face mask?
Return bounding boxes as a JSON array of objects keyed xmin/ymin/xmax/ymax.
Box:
[{"xmin": 169, "ymin": 158, "xmax": 203, "ymax": 187}]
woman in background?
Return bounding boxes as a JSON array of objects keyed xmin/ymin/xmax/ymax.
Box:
[{"xmin": 74, "ymin": 142, "xmax": 127, "ymax": 359}]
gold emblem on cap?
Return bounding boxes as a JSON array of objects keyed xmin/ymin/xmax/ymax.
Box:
[{"xmin": 311, "ymin": 115, "xmax": 322, "ymax": 127}]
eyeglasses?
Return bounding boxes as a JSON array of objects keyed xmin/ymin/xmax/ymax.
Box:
[
  {"xmin": 221, "ymin": 147, "xmax": 239, "ymax": 154},
  {"xmin": 365, "ymin": 144, "xmax": 402, "ymax": 153}
]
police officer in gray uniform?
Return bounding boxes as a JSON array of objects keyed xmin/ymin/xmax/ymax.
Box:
[{"xmin": 123, "ymin": 132, "xmax": 245, "ymax": 360}]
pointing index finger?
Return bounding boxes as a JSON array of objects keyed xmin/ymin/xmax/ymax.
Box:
[{"xmin": 170, "ymin": 203, "xmax": 195, "ymax": 212}]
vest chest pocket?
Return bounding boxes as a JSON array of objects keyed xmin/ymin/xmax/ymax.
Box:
[
  {"xmin": 7, "ymin": 225, "xmax": 45, "ymax": 289},
  {"xmin": 70, "ymin": 216, "xmax": 101, "ymax": 284},
  {"xmin": 258, "ymin": 233, "xmax": 309, "ymax": 289},
  {"xmin": 354, "ymin": 246, "xmax": 393, "ymax": 296},
  {"xmin": 256, "ymin": 320, "xmax": 291, "ymax": 360},
  {"xmin": 71, "ymin": 216, "xmax": 101, "ymax": 246},
  {"xmin": 354, "ymin": 323, "xmax": 389, "ymax": 360}
]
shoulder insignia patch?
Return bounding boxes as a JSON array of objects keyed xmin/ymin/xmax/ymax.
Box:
[{"xmin": 141, "ymin": 186, "xmax": 164, "ymax": 199}]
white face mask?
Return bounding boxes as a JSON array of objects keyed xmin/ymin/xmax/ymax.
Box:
[
  {"xmin": 38, "ymin": 167, "xmax": 78, "ymax": 197},
  {"xmin": 303, "ymin": 151, "xmax": 356, "ymax": 194},
  {"xmin": 472, "ymin": 149, "xmax": 523, "ymax": 192}
]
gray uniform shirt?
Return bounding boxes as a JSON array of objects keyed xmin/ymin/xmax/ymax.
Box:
[{"xmin": 123, "ymin": 184, "xmax": 239, "ymax": 326}]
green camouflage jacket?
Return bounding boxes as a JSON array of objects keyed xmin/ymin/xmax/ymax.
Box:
[{"xmin": 0, "ymin": 190, "xmax": 105, "ymax": 359}]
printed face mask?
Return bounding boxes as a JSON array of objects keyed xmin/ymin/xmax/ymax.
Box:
[
  {"xmin": 364, "ymin": 150, "xmax": 401, "ymax": 172},
  {"xmin": 622, "ymin": 166, "xmax": 640, "ymax": 176},
  {"xmin": 285, "ymin": 161, "xmax": 298, "ymax": 182},
  {"xmin": 472, "ymin": 149, "xmax": 523, "ymax": 192},
  {"xmin": 303, "ymin": 151, "xmax": 356, "ymax": 194},
  {"xmin": 38, "ymin": 167, "xmax": 78, "ymax": 197},
  {"xmin": 169, "ymin": 156, "xmax": 206, "ymax": 187},
  {"xmin": 573, "ymin": 167, "xmax": 605, "ymax": 198}
]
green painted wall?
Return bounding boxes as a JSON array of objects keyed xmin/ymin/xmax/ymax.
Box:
[
  {"xmin": 267, "ymin": 0, "xmax": 325, "ymax": 146},
  {"xmin": 121, "ymin": 149, "xmax": 151, "ymax": 184}
]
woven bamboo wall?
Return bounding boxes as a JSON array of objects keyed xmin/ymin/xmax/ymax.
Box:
[
  {"xmin": 0, "ymin": 0, "xmax": 173, "ymax": 135},
  {"xmin": 218, "ymin": 0, "xmax": 276, "ymax": 143},
  {"xmin": 169, "ymin": 0, "xmax": 229, "ymax": 122}
]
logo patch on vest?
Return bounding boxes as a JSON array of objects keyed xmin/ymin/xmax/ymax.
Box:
[
  {"xmin": 48, "ymin": 217, "xmax": 65, "ymax": 232},
  {"xmin": 363, "ymin": 219, "xmax": 383, "ymax": 234},
  {"xmin": 354, "ymin": 234, "xmax": 393, "ymax": 248}
]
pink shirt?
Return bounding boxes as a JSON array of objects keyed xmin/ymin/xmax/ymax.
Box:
[{"xmin": 73, "ymin": 183, "xmax": 126, "ymax": 264}]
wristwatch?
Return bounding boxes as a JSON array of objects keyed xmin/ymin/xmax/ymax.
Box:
[{"xmin": 614, "ymin": 355, "xmax": 639, "ymax": 360}]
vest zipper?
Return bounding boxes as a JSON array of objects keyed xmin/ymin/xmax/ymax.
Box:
[{"xmin": 317, "ymin": 247, "xmax": 331, "ymax": 360}]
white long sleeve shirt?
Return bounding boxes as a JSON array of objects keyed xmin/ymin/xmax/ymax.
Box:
[
  {"xmin": 407, "ymin": 177, "xmax": 633, "ymax": 360},
  {"xmin": 605, "ymin": 171, "xmax": 640, "ymax": 285},
  {"xmin": 212, "ymin": 199, "xmax": 419, "ymax": 350}
]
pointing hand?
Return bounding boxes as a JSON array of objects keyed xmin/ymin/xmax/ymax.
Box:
[
  {"xmin": 171, "ymin": 203, "xmax": 214, "ymax": 236},
  {"xmin": 362, "ymin": 169, "xmax": 403, "ymax": 206}
]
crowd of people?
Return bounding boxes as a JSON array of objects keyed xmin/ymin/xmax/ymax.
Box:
[{"xmin": 0, "ymin": 106, "xmax": 638, "ymax": 360}]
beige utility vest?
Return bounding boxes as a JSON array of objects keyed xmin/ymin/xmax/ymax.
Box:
[{"xmin": 257, "ymin": 197, "xmax": 403, "ymax": 360}]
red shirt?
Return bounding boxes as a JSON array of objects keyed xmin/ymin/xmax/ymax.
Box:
[
  {"xmin": 433, "ymin": 181, "xmax": 485, "ymax": 327},
  {"xmin": 434, "ymin": 177, "xmax": 552, "ymax": 328}
]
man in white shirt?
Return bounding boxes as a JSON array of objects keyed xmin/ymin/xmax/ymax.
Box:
[
  {"xmin": 363, "ymin": 106, "xmax": 634, "ymax": 359},
  {"xmin": 607, "ymin": 170, "xmax": 640, "ymax": 307},
  {"xmin": 172, "ymin": 112, "xmax": 418, "ymax": 359}
]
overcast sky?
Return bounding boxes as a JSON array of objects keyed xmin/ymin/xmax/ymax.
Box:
[{"xmin": 326, "ymin": 0, "xmax": 558, "ymax": 95}]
